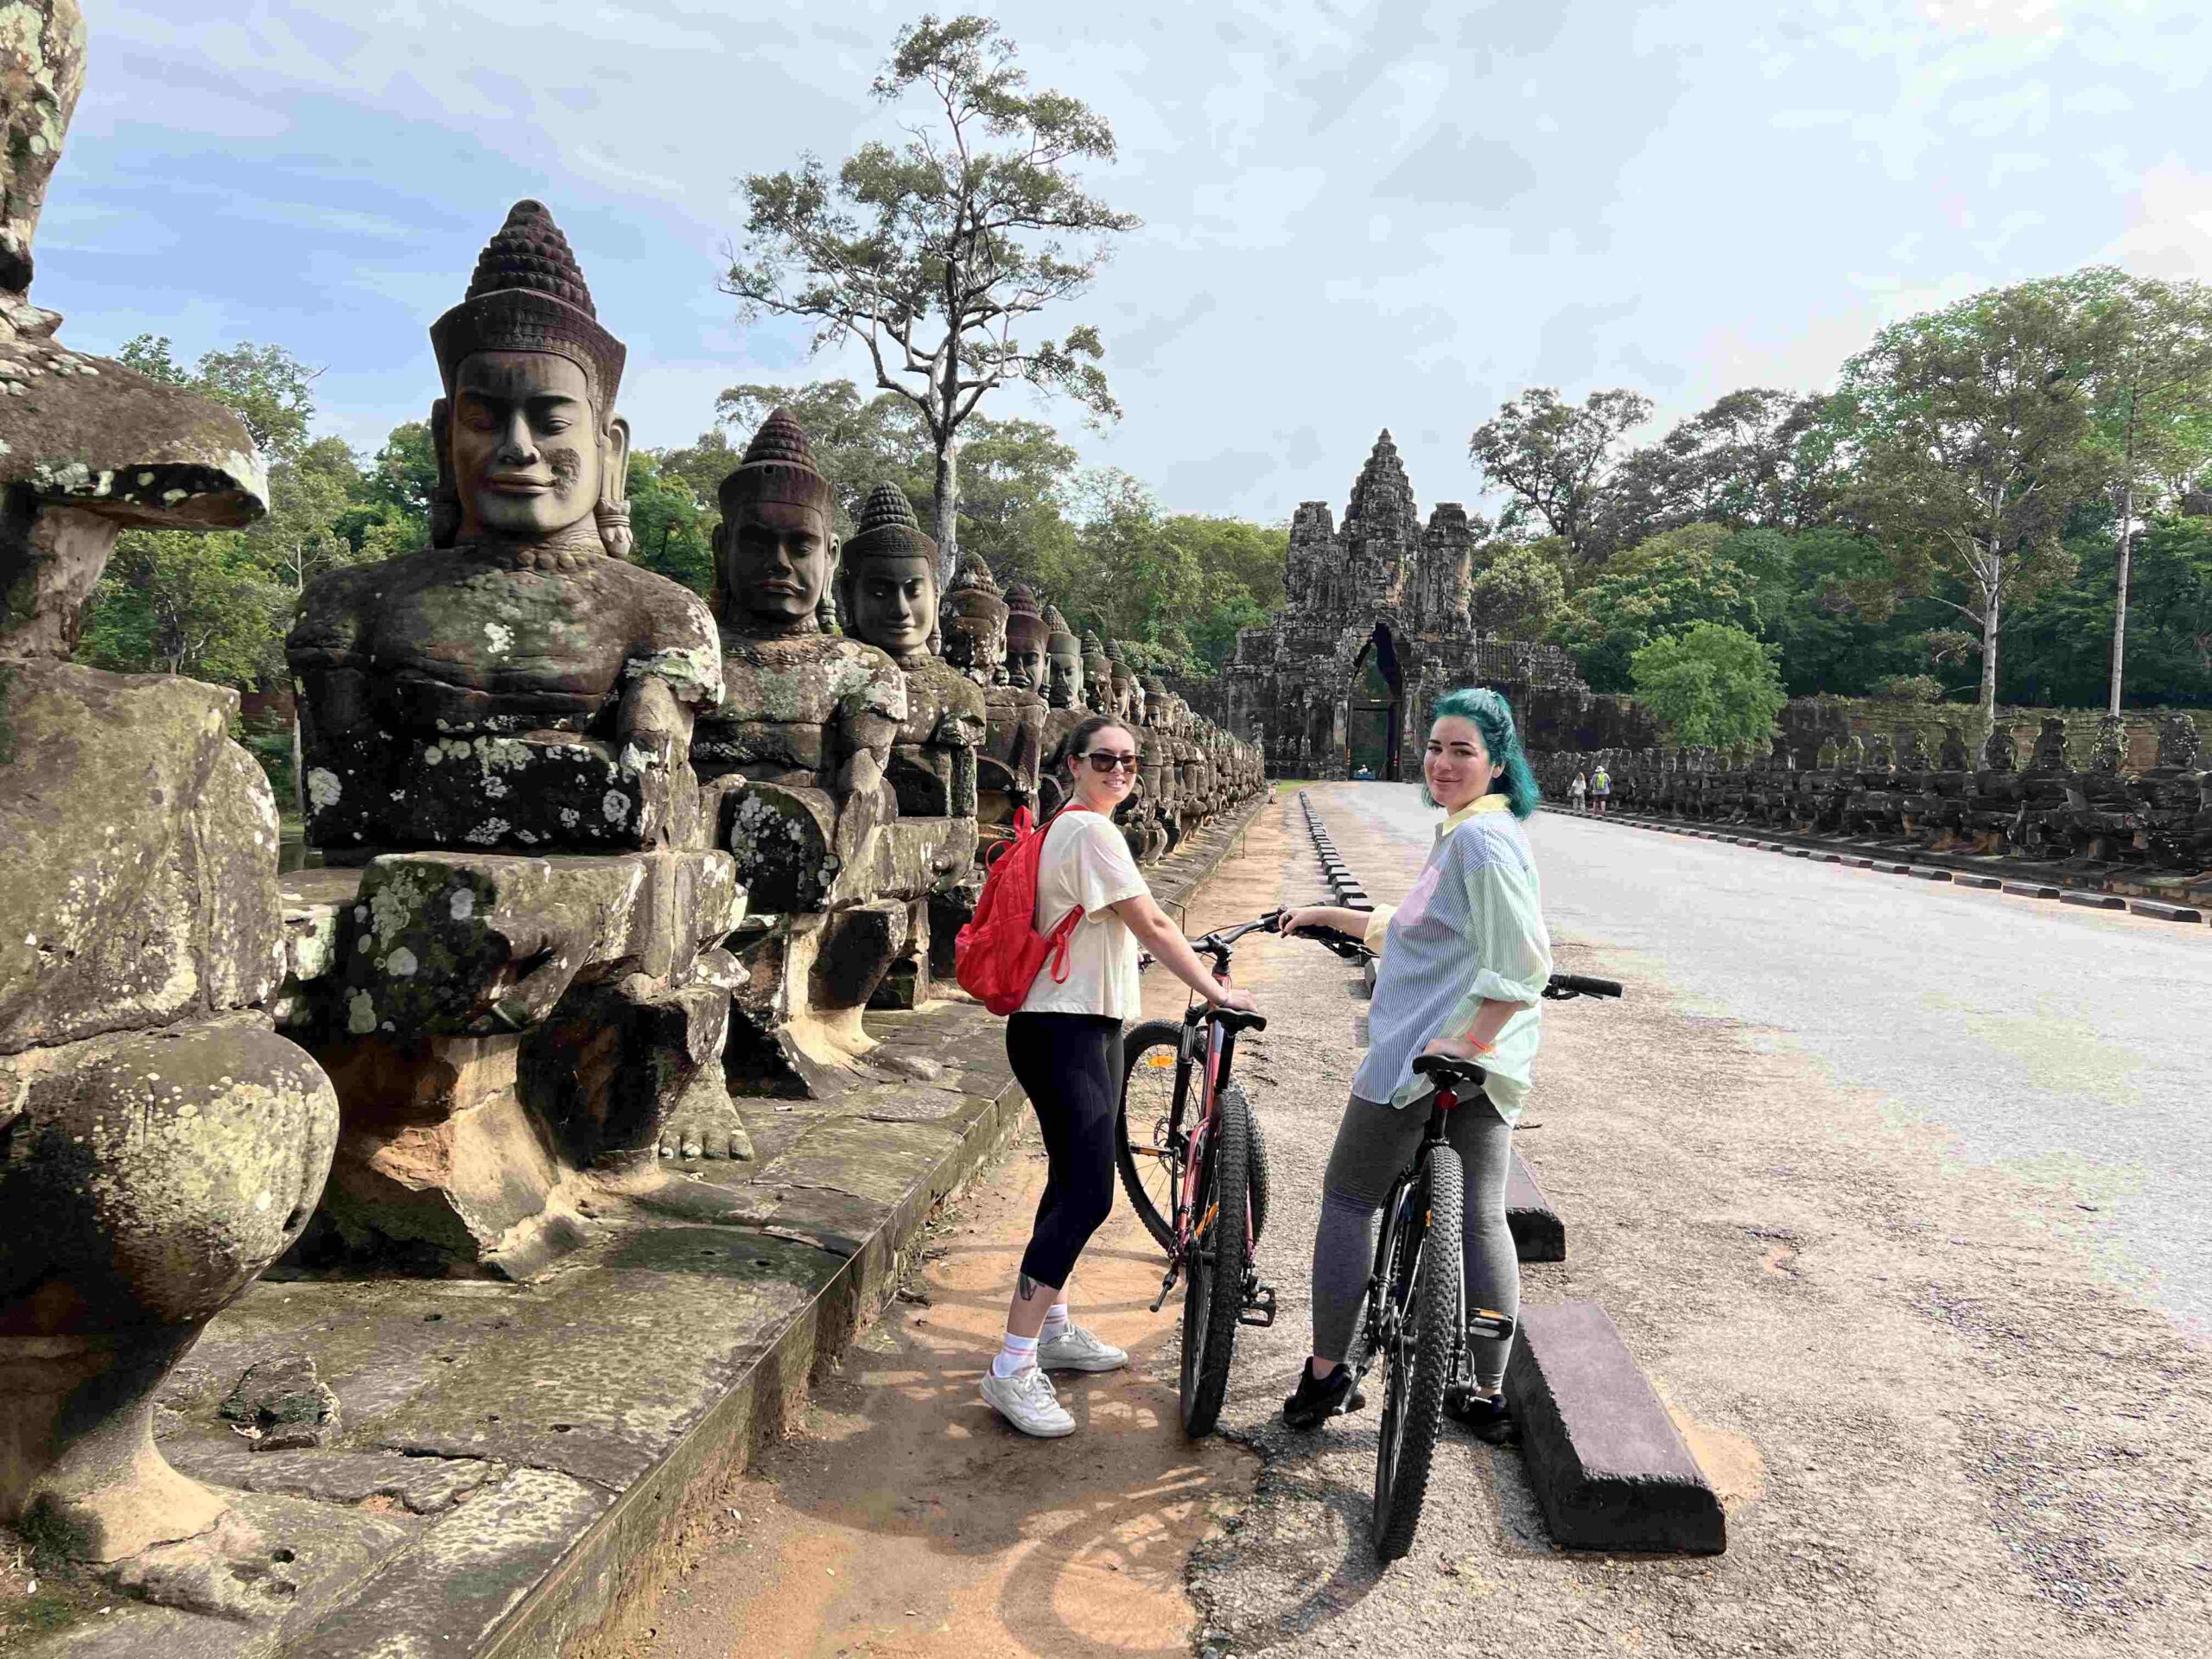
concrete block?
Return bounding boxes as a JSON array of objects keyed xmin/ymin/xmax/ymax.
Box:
[
  {"xmin": 2061, "ymin": 891, "xmax": 2127, "ymax": 912},
  {"xmin": 2003, "ymin": 882, "xmax": 2060, "ymax": 899},
  {"xmin": 1786, "ymin": 849, "xmax": 1810, "ymax": 858},
  {"xmin": 2129, "ymin": 899, "xmax": 2205, "ymax": 923},
  {"xmin": 1906, "ymin": 868, "xmax": 1954, "ymax": 881},
  {"xmin": 1503, "ymin": 1301, "xmax": 1726, "ymax": 1554},
  {"xmin": 1507, "ymin": 1151, "xmax": 1564, "ymax": 1262},
  {"xmin": 1955, "ymin": 874, "xmax": 2002, "ymax": 890}
]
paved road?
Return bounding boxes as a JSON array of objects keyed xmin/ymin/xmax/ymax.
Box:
[
  {"xmin": 1186, "ymin": 784, "xmax": 2209, "ymax": 1658},
  {"xmin": 1445, "ymin": 794, "xmax": 2212, "ymax": 1337}
]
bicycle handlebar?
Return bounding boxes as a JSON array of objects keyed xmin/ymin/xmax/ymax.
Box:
[{"xmin": 1543, "ymin": 971, "xmax": 1624, "ymax": 1000}]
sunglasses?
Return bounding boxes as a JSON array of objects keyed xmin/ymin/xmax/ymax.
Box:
[{"xmin": 1081, "ymin": 750, "xmax": 1140, "ymax": 772}]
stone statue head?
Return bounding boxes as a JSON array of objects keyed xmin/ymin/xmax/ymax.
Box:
[
  {"xmin": 1005, "ymin": 583, "xmax": 1049, "ymax": 693},
  {"xmin": 838, "ymin": 483, "xmax": 939, "ymax": 664},
  {"xmin": 2031, "ymin": 716, "xmax": 2068, "ymax": 772},
  {"xmin": 1938, "ymin": 723, "xmax": 1970, "ymax": 772},
  {"xmin": 941, "ymin": 553, "xmax": 1008, "ymax": 684},
  {"xmin": 1044, "ymin": 605, "xmax": 1083, "ymax": 710},
  {"xmin": 2157, "ymin": 712, "xmax": 2202, "ymax": 770},
  {"xmin": 1868, "ymin": 733, "xmax": 1895, "ymax": 771},
  {"xmin": 2090, "ymin": 715, "xmax": 2126, "ymax": 775},
  {"xmin": 1898, "ymin": 727, "xmax": 1929, "ymax": 770},
  {"xmin": 1080, "ymin": 631, "xmax": 1111, "ymax": 713},
  {"xmin": 1141, "ymin": 674, "xmax": 1170, "ymax": 728},
  {"xmin": 429, "ymin": 200, "xmax": 631, "ymax": 564},
  {"xmin": 1980, "ymin": 721, "xmax": 2017, "ymax": 772},
  {"xmin": 714, "ymin": 408, "xmax": 838, "ymax": 636}
]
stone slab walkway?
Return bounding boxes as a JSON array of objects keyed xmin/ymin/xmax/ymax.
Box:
[{"xmin": 19, "ymin": 801, "xmax": 1265, "ymax": 1659}]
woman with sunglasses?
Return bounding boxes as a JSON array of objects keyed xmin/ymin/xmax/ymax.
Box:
[{"xmin": 982, "ymin": 712, "xmax": 1262, "ymax": 1438}]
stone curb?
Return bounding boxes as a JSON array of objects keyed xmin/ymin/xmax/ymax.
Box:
[
  {"xmin": 2132, "ymin": 899, "xmax": 2206, "ymax": 923},
  {"xmin": 1506, "ymin": 1152, "xmax": 1564, "ymax": 1264},
  {"xmin": 1503, "ymin": 1300, "xmax": 1726, "ymax": 1555}
]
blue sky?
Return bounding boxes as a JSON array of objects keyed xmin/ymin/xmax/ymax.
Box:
[{"xmin": 42, "ymin": 0, "xmax": 2212, "ymax": 522}]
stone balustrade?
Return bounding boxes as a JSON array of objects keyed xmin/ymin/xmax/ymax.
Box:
[{"xmin": 1538, "ymin": 711, "xmax": 2212, "ymax": 892}]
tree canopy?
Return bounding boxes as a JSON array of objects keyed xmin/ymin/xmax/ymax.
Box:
[{"xmin": 723, "ymin": 13, "xmax": 1136, "ymax": 579}]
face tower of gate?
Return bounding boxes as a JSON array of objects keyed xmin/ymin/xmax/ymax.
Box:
[{"xmin": 1223, "ymin": 430, "xmax": 1594, "ymax": 780}]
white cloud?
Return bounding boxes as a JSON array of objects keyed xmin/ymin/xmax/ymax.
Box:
[{"xmin": 2103, "ymin": 158, "xmax": 2212, "ymax": 279}]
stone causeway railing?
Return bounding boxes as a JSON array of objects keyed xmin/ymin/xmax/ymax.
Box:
[{"xmin": 1538, "ymin": 711, "xmax": 2212, "ymax": 913}]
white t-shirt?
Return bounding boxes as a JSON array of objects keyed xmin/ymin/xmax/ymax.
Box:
[{"xmin": 1020, "ymin": 808, "xmax": 1148, "ymax": 1020}]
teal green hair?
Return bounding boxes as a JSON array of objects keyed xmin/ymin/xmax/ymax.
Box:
[{"xmin": 1425, "ymin": 686, "xmax": 1541, "ymax": 819}]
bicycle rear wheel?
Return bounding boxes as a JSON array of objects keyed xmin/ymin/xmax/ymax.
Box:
[
  {"xmin": 1371, "ymin": 1144, "xmax": 1462, "ymax": 1564},
  {"xmin": 1179, "ymin": 1083, "xmax": 1251, "ymax": 1438},
  {"xmin": 1116, "ymin": 1019, "xmax": 1188, "ymax": 1252}
]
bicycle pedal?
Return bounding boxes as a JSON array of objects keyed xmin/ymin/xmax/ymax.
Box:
[{"xmin": 1237, "ymin": 1284, "xmax": 1277, "ymax": 1327}]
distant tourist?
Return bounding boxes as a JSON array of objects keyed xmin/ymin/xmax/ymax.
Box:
[
  {"xmin": 1352, "ymin": 763, "xmax": 1375, "ymax": 781},
  {"xmin": 982, "ymin": 713, "xmax": 1260, "ymax": 1438},
  {"xmin": 1590, "ymin": 763, "xmax": 1611, "ymax": 816},
  {"xmin": 1276, "ymin": 687, "xmax": 1553, "ymax": 1437},
  {"xmin": 1568, "ymin": 770, "xmax": 1588, "ymax": 812}
]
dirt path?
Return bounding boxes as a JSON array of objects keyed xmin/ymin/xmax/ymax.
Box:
[{"xmin": 620, "ymin": 809, "xmax": 1295, "ymax": 1659}]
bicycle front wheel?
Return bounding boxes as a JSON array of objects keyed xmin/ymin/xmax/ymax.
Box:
[
  {"xmin": 1372, "ymin": 1143, "xmax": 1462, "ymax": 1564},
  {"xmin": 1179, "ymin": 1082, "xmax": 1252, "ymax": 1438},
  {"xmin": 1116, "ymin": 1019, "xmax": 1188, "ymax": 1253}
]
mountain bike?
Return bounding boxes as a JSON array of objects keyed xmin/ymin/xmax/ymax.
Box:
[
  {"xmin": 1117, "ymin": 912, "xmax": 1278, "ymax": 1436},
  {"xmin": 1289, "ymin": 923, "xmax": 1623, "ymax": 1562}
]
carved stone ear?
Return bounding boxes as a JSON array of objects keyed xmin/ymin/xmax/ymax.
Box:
[
  {"xmin": 602, "ymin": 415, "xmax": 632, "ymax": 505},
  {"xmin": 594, "ymin": 416, "xmax": 634, "ymax": 557}
]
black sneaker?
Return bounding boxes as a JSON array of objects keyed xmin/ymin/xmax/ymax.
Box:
[
  {"xmin": 1281, "ymin": 1361, "xmax": 1358, "ymax": 1430},
  {"xmin": 1444, "ymin": 1385, "xmax": 1514, "ymax": 1444}
]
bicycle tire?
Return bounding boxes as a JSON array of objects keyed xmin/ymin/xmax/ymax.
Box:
[
  {"xmin": 1248, "ymin": 1112, "xmax": 1272, "ymax": 1249},
  {"xmin": 1116, "ymin": 1019, "xmax": 1188, "ymax": 1253},
  {"xmin": 1371, "ymin": 1143, "xmax": 1462, "ymax": 1564},
  {"xmin": 1179, "ymin": 1082, "xmax": 1251, "ymax": 1438}
]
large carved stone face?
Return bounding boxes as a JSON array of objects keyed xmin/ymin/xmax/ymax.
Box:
[
  {"xmin": 721, "ymin": 498, "xmax": 832, "ymax": 626},
  {"xmin": 942, "ymin": 603, "xmax": 1006, "ymax": 682},
  {"xmin": 849, "ymin": 552, "xmax": 938, "ymax": 658},
  {"xmin": 1046, "ymin": 639, "xmax": 1083, "ymax": 709},
  {"xmin": 449, "ymin": 352, "xmax": 607, "ymax": 541},
  {"xmin": 1007, "ymin": 637, "xmax": 1046, "ymax": 695}
]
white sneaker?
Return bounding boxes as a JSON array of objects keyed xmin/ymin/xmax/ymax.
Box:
[
  {"xmin": 981, "ymin": 1364, "xmax": 1076, "ymax": 1437},
  {"xmin": 1037, "ymin": 1321, "xmax": 1128, "ymax": 1373}
]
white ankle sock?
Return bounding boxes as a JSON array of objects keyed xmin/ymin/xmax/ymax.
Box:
[
  {"xmin": 991, "ymin": 1331, "xmax": 1039, "ymax": 1379},
  {"xmin": 1039, "ymin": 1303, "xmax": 1071, "ymax": 1343}
]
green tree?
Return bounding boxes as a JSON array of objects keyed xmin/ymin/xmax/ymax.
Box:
[
  {"xmin": 1467, "ymin": 386, "xmax": 1652, "ymax": 579},
  {"xmin": 724, "ymin": 14, "xmax": 1138, "ymax": 581},
  {"xmin": 627, "ymin": 450, "xmax": 715, "ymax": 596},
  {"xmin": 1837, "ymin": 280, "xmax": 2110, "ymax": 724},
  {"xmin": 1556, "ymin": 524, "xmax": 1762, "ymax": 690},
  {"xmin": 1629, "ymin": 622, "xmax": 1789, "ymax": 749},
  {"xmin": 118, "ymin": 334, "xmax": 320, "ymax": 462},
  {"xmin": 1602, "ymin": 387, "xmax": 1834, "ymax": 547},
  {"xmin": 1467, "ymin": 539, "xmax": 1566, "ymax": 640},
  {"xmin": 257, "ymin": 435, "xmax": 364, "ymax": 595},
  {"xmin": 2060, "ymin": 270, "xmax": 2212, "ymax": 712}
]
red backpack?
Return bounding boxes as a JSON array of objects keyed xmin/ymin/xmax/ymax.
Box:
[{"xmin": 955, "ymin": 804, "xmax": 1090, "ymax": 1015}]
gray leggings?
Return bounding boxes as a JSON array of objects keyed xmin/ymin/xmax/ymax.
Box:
[{"xmin": 1310, "ymin": 1091, "xmax": 1519, "ymax": 1390}]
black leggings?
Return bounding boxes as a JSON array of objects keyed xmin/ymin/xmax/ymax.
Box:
[{"xmin": 1006, "ymin": 1012, "xmax": 1122, "ymax": 1288}]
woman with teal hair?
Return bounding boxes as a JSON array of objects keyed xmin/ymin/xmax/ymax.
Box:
[{"xmin": 1276, "ymin": 686, "xmax": 1554, "ymax": 1437}]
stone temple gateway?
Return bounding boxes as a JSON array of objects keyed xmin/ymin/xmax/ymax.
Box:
[{"xmin": 1221, "ymin": 430, "xmax": 1645, "ymax": 779}]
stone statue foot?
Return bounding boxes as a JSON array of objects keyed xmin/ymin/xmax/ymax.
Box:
[{"xmin": 655, "ymin": 1070, "xmax": 756, "ymax": 1162}]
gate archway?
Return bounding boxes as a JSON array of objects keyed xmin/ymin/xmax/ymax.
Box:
[{"xmin": 1347, "ymin": 623, "xmax": 1405, "ymax": 780}]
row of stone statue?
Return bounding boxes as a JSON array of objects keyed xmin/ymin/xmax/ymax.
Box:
[
  {"xmin": 1539, "ymin": 711, "xmax": 2212, "ymax": 869},
  {"xmin": 0, "ymin": 111, "xmax": 1260, "ymax": 1591}
]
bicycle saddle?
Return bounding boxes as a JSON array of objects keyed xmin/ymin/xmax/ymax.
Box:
[{"xmin": 1411, "ymin": 1052, "xmax": 1486, "ymax": 1087}]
